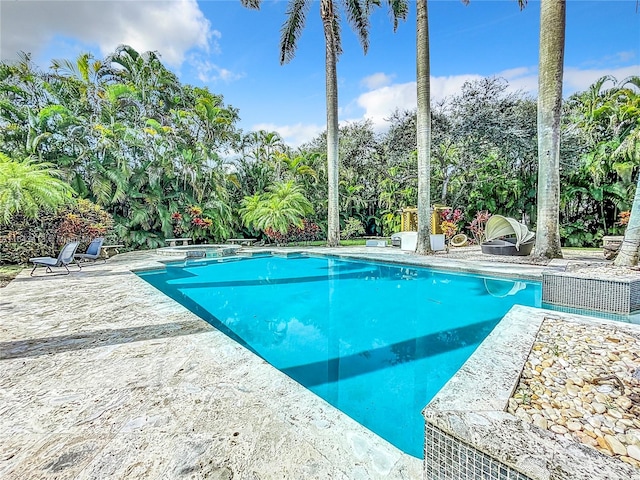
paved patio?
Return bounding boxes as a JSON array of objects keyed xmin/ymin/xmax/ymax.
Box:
[{"xmin": 0, "ymin": 246, "xmax": 603, "ymax": 479}]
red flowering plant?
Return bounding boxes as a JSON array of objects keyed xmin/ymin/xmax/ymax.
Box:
[
  {"xmin": 439, "ymin": 208, "xmax": 463, "ymax": 239},
  {"xmin": 264, "ymin": 220, "xmax": 322, "ymax": 246},
  {"xmin": 468, "ymin": 210, "xmax": 492, "ymax": 245},
  {"xmin": 170, "ymin": 206, "xmax": 214, "ymax": 242}
]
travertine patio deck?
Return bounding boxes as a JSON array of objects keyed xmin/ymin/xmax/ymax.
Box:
[{"xmin": 0, "ymin": 246, "xmax": 606, "ymax": 479}]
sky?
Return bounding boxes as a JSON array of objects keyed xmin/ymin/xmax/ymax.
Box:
[{"xmin": 1, "ymin": 0, "xmax": 639, "ymax": 147}]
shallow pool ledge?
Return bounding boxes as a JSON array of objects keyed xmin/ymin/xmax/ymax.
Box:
[{"xmin": 422, "ymin": 305, "xmax": 640, "ymax": 480}]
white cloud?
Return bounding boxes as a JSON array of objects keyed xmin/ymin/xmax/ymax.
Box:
[
  {"xmin": 352, "ymin": 63, "xmax": 640, "ymax": 134},
  {"xmin": 239, "ymin": 61, "xmax": 640, "ymax": 148},
  {"xmin": 189, "ymin": 56, "xmax": 244, "ymax": 83},
  {"xmin": 563, "ymin": 65, "xmax": 640, "ymax": 93},
  {"xmin": 497, "ymin": 66, "xmax": 538, "ymax": 95},
  {"xmin": 1, "ymin": 0, "xmax": 212, "ymax": 68},
  {"xmin": 583, "ymin": 50, "xmax": 637, "ymax": 68},
  {"xmin": 360, "ymin": 72, "xmax": 394, "ymax": 90},
  {"xmin": 252, "ymin": 122, "xmax": 325, "ymax": 148},
  {"xmin": 355, "ymin": 82, "xmax": 415, "ymax": 131},
  {"xmin": 355, "ymin": 74, "xmax": 483, "ymax": 132}
]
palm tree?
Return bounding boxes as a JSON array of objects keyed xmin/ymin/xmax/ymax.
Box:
[
  {"xmin": 611, "ymin": 79, "xmax": 640, "ymax": 266},
  {"xmin": 415, "ymin": 0, "xmax": 432, "ymax": 254},
  {"xmin": 414, "ymin": 0, "xmax": 526, "ymax": 254},
  {"xmin": 241, "ymin": 0, "xmax": 374, "ymax": 247},
  {"xmin": 240, "ymin": 180, "xmax": 313, "ymax": 234},
  {"xmin": 104, "ymin": 45, "xmax": 182, "ymax": 124},
  {"xmin": 0, "ymin": 153, "xmax": 74, "ymax": 224},
  {"xmin": 533, "ymin": 0, "xmax": 565, "ymax": 259},
  {"xmin": 616, "ymin": 176, "xmax": 640, "ymax": 266}
]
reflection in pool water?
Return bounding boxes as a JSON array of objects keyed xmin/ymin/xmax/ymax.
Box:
[{"xmin": 138, "ymin": 254, "xmax": 541, "ymax": 458}]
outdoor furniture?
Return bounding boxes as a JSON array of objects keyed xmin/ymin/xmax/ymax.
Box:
[
  {"xmin": 481, "ymin": 215, "xmax": 535, "ymax": 256},
  {"xmin": 391, "ymin": 232, "xmax": 417, "ymax": 251},
  {"xmin": 603, "ymin": 235, "xmax": 624, "ymax": 260},
  {"xmin": 165, "ymin": 238, "xmax": 192, "ymax": 247},
  {"xmin": 100, "ymin": 244, "xmax": 124, "ymax": 258},
  {"xmin": 74, "ymin": 238, "xmax": 105, "ymax": 268},
  {"xmin": 366, "ymin": 239, "xmax": 388, "ymax": 247},
  {"xmin": 226, "ymin": 238, "xmax": 257, "ymax": 246},
  {"xmin": 29, "ymin": 241, "xmax": 80, "ymax": 276},
  {"xmin": 450, "ymin": 233, "xmax": 468, "ymax": 247}
]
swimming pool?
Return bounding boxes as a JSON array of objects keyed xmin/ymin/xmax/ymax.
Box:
[{"xmin": 138, "ymin": 254, "xmax": 541, "ymax": 458}]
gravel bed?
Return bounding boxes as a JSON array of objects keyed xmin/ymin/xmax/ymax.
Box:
[{"xmin": 508, "ymin": 318, "xmax": 640, "ymax": 469}]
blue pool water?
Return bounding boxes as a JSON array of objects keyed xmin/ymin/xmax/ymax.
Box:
[{"xmin": 138, "ymin": 254, "xmax": 541, "ymax": 458}]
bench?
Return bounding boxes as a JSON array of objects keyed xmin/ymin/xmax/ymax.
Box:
[
  {"xmin": 165, "ymin": 238, "xmax": 192, "ymax": 247},
  {"xmin": 100, "ymin": 244, "xmax": 124, "ymax": 259},
  {"xmin": 366, "ymin": 239, "xmax": 388, "ymax": 247},
  {"xmin": 226, "ymin": 238, "xmax": 257, "ymax": 246},
  {"xmin": 603, "ymin": 235, "xmax": 624, "ymax": 260}
]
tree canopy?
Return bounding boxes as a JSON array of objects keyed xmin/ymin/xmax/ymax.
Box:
[{"xmin": 0, "ymin": 46, "xmax": 638, "ymax": 262}]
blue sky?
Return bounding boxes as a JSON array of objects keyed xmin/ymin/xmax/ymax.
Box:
[{"xmin": 1, "ymin": 1, "xmax": 639, "ymax": 146}]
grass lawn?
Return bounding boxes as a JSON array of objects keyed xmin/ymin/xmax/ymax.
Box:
[
  {"xmin": 0, "ymin": 264, "xmax": 23, "ymax": 288},
  {"xmin": 284, "ymin": 239, "xmax": 368, "ymax": 247}
]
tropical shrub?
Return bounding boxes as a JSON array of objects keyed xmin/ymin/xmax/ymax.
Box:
[
  {"xmin": 169, "ymin": 206, "xmax": 215, "ymax": 243},
  {"xmin": 467, "ymin": 211, "xmax": 492, "ymax": 244},
  {"xmin": 240, "ymin": 181, "xmax": 313, "ymax": 235},
  {"xmin": 0, "ymin": 199, "xmax": 114, "ymax": 263},
  {"xmin": 341, "ymin": 217, "xmax": 366, "ymax": 240},
  {"xmin": 289, "ymin": 219, "xmax": 322, "ymax": 243},
  {"xmin": 0, "ymin": 154, "xmax": 74, "ymax": 224},
  {"xmin": 264, "ymin": 219, "xmax": 322, "ymax": 245}
]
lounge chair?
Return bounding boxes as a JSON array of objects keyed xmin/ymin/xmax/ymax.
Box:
[
  {"xmin": 29, "ymin": 241, "xmax": 80, "ymax": 276},
  {"xmin": 74, "ymin": 237, "xmax": 105, "ymax": 268},
  {"xmin": 481, "ymin": 215, "xmax": 535, "ymax": 256}
]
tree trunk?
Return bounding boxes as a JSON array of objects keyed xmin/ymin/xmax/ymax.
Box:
[
  {"xmin": 322, "ymin": 0, "xmax": 340, "ymax": 247},
  {"xmin": 615, "ymin": 172, "xmax": 640, "ymax": 266},
  {"xmin": 533, "ymin": 0, "xmax": 565, "ymax": 260},
  {"xmin": 415, "ymin": 0, "xmax": 432, "ymax": 255}
]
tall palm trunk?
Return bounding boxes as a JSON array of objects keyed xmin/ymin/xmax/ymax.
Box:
[
  {"xmin": 615, "ymin": 173, "xmax": 640, "ymax": 266},
  {"xmin": 321, "ymin": 0, "xmax": 340, "ymax": 247},
  {"xmin": 534, "ymin": 0, "xmax": 565, "ymax": 259},
  {"xmin": 415, "ymin": 0, "xmax": 432, "ymax": 254}
]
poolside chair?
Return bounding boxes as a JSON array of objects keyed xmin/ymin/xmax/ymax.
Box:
[
  {"xmin": 29, "ymin": 241, "xmax": 80, "ymax": 276},
  {"xmin": 74, "ymin": 237, "xmax": 105, "ymax": 268}
]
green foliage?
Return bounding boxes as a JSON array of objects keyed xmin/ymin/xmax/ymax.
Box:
[
  {"xmin": 1, "ymin": 45, "xmax": 638, "ymax": 251},
  {"xmin": 0, "ymin": 153, "xmax": 74, "ymax": 224},
  {"xmin": 0, "ymin": 45, "xmax": 240, "ymax": 250},
  {"xmin": 341, "ymin": 217, "xmax": 365, "ymax": 240},
  {"xmin": 169, "ymin": 205, "xmax": 228, "ymax": 243},
  {"xmin": 560, "ymin": 221, "xmax": 601, "ymax": 248},
  {"xmin": 240, "ymin": 181, "xmax": 313, "ymax": 235}
]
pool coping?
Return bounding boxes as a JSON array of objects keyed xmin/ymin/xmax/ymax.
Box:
[
  {"xmin": 423, "ymin": 305, "xmax": 640, "ymax": 480},
  {"xmin": 2, "ymin": 246, "xmax": 631, "ymax": 479},
  {"xmin": 0, "ymin": 249, "xmax": 423, "ymax": 479}
]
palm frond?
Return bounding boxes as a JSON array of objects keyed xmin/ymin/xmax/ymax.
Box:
[
  {"xmin": 0, "ymin": 154, "xmax": 74, "ymax": 224},
  {"xmin": 382, "ymin": 0, "xmax": 408, "ymax": 32},
  {"xmin": 240, "ymin": 0, "xmax": 262, "ymax": 8},
  {"xmin": 280, "ymin": 0, "xmax": 311, "ymax": 64},
  {"xmin": 341, "ymin": 0, "xmax": 370, "ymax": 53}
]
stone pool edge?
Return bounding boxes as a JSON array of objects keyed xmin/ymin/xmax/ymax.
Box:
[
  {"xmin": 124, "ymin": 251, "xmax": 424, "ymax": 478},
  {"xmin": 423, "ymin": 304, "xmax": 640, "ymax": 480}
]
